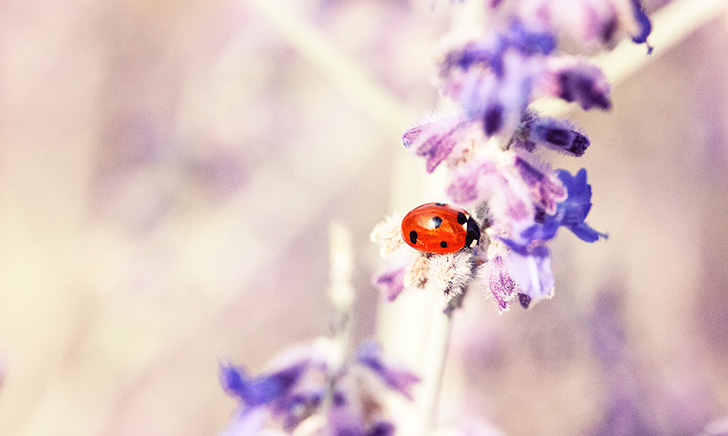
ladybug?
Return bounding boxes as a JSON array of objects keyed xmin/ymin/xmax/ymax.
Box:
[{"xmin": 401, "ymin": 202, "xmax": 481, "ymax": 255}]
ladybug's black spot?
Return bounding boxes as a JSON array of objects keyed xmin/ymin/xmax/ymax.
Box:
[
  {"xmin": 435, "ymin": 202, "xmax": 446, "ymax": 207},
  {"xmin": 456, "ymin": 212, "xmax": 467, "ymax": 225},
  {"xmin": 431, "ymin": 216, "xmax": 443, "ymax": 229},
  {"xmin": 409, "ymin": 230, "xmax": 418, "ymax": 245},
  {"xmin": 440, "ymin": 241, "xmax": 448, "ymax": 248}
]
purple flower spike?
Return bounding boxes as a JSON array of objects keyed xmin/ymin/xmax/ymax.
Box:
[
  {"xmin": 219, "ymin": 361, "xmax": 308, "ymax": 408},
  {"xmin": 402, "ymin": 115, "xmax": 468, "ymax": 173},
  {"xmin": 515, "ymin": 114, "xmax": 590, "ymax": 157},
  {"xmin": 355, "ymin": 342, "xmax": 421, "ymax": 400},
  {"xmin": 630, "ymin": 0, "xmax": 653, "ymax": 54}
]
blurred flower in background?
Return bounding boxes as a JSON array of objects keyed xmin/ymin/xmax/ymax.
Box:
[{"xmin": 219, "ymin": 339, "xmax": 418, "ymax": 436}]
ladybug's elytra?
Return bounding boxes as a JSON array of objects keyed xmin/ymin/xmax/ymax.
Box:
[{"xmin": 401, "ymin": 202, "xmax": 481, "ymax": 255}]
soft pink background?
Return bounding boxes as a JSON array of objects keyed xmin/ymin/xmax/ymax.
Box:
[{"xmin": 0, "ymin": 1, "xmax": 726, "ymax": 435}]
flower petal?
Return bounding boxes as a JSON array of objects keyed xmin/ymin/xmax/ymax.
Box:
[
  {"xmin": 219, "ymin": 361, "xmax": 309, "ymax": 408},
  {"xmin": 372, "ymin": 263, "xmax": 407, "ymax": 302},
  {"xmin": 507, "ymin": 246, "xmax": 554, "ymax": 303},
  {"xmin": 354, "ymin": 342, "xmax": 421, "ymax": 400}
]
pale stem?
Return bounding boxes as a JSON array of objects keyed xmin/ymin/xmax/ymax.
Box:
[
  {"xmin": 239, "ymin": 0, "xmax": 414, "ymax": 135},
  {"xmin": 416, "ymin": 300, "xmax": 455, "ymax": 433},
  {"xmin": 328, "ymin": 222, "xmax": 355, "ymax": 368}
]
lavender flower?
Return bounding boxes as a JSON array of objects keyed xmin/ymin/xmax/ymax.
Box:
[
  {"xmin": 218, "ymin": 339, "xmax": 419, "ymax": 435},
  {"xmin": 538, "ymin": 57, "xmax": 612, "ymax": 110},
  {"xmin": 402, "ymin": 114, "xmax": 476, "ymax": 173},
  {"xmin": 629, "ymin": 0, "xmax": 653, "ymax": 52},
  {"xmin": 509, "ymin": 168, "xmax": 608, "ymax": 249},
  {"xmin": 372, "ymin": 262, "xmax": 407, "ymax": 302},
  {"xmin": 371, "ymin": 0, "xmax": 651, "ymax": 310},
  {"xmin": 509, "ymin": 0, "xmax": 653, "ymax": 49},
  {"xmin": 513, "ymin": 112, "xmax": 590, "ymax": 157},
  {"xmin": 354, "ymin": 342, "xmax": 421, "ymax": 400},
  {"xmin": 220, "ymin": 361, "xmax": 309, "ymax": 409},
  {"xmin": 506, "ymin": 245, "xmax": 555, "ymax": 304}
]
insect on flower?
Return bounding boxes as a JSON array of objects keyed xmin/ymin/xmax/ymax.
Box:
[{"xmin": 401, "ymin": 202, "xmax": 481, "ymax": 255}]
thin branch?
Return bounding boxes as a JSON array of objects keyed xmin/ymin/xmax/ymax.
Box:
[{"xmin": 240, "ymin": 0, "xmax": 414, "ymax": 135}]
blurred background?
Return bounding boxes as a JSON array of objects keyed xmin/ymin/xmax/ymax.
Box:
[{"xmin": 0, "ymin": 0, "xmax": 727, "ymax": 435}]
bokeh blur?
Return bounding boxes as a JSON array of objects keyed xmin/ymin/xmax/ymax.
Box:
[{"xmin": 0, "ymin": 0, "xmax": 727, "ymax": 435}]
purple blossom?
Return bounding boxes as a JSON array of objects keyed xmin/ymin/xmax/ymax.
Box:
[
  {"xmin": 447, "ymin": 156, "xmax": 499, "ymax": 205},
  {"xmin": 513, "ymin": 156, "xmax": 566, "ymax": 215},
  {"xmin": 440, "ymin": 40, "xmax": 498, "ymax": 80},
  {"xmin": 368, "ymin": 422, "xmax": 396, "ymax": 436},
  {"xmin": 476, "ymin": 54, "xmax": 534, "ymax": 138},
  {"xmin": 276, "ymin": 390, "xmax": 324, "ymax": 430},
  {"xmin": 630, "ymin": 0, "xmax": 653, "ymax": 53},
  {"xmin": 518, "ymin": 168, "xmax": 607, "ymax": 245},
  {"xmin": 514, "ymin": 0, "xmax": 653, "ymax": 49},
  {"xmin": 372, "ymin": 0, "xmax": 651, "ymax": 312},
  {"xmin": 372, "ymin": 264, "xmax": 406, "ymax": 302},
  {"xmin": 539, "ymin": 58, "xmax": 611, "ymax": 110},
  {"xmin": 439, "ymin": 20, "xmax": 554, "ymax": 81},
  {"xmin": 517, "ymin": 292, "xmax": 532, "ymax": 309},
  {"xmin": 438, "ymin": 22, "xmax": 548, "ymax": 138},
  {"xmin": 219, "ymin": 361, "xmax": 309, "ymax": 408},
  {"xmin": 507, "ymin": 245, "xmax": 555, "ymax": 303},
  {"xmin": 448, "ymin": 154, "xmax": 535, "ymax": 240},
  {"xmin": 402, "ymin": 115, "xmax": 470, "ymax": 173},
  {"xmin": 505, "ymin": 19, "xmax": 556, "ymax": 57},
  {"xmin": 354, "ymin": 342, "xmax": 421, "ymax": 400},
  {"xmin": 513, "ymin": 113, "xmax": 590, "ymax": 157},
  {"xmin": 480, "ymin": 248, "xmax": 518, "ymax": 312},
  {"xmin": 447, "ymin": 153, "xmax": 567, "ymax": 243},
  {"xmin": 219, "ymin": 341, "xmax": 419, "ymax": 435},
  {"xmin": 327, "ymin": 406, "xmax": 396, "ymax": 436}
]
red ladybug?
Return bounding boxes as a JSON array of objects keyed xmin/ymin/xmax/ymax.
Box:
[{"xmin": 401, "ymin": 202, "xmax": 481, "ymax": 255}]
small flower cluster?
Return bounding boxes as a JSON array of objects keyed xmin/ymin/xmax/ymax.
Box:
[
  {"xmin": 218, "ymin": 339, "xmax": 419, "ymax": 436},
  {"xmin": 372, "ymin": 0, "xmax": 651, "ymax": 311}
]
